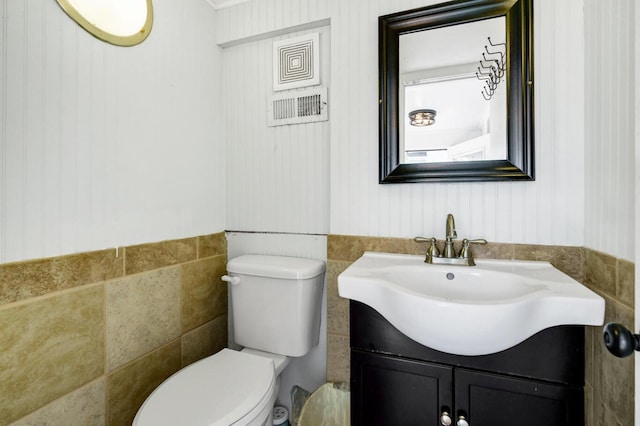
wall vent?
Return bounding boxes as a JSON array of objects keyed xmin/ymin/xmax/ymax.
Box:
[{"xmin": 267, "ymin": 87, "xmax": 328, "ymax": 126}]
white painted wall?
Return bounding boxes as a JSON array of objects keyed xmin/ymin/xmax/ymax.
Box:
[
  {"xmin": 584, "ymin": 0, "xmax": 635, "ymax": 261},
  {"xmin": 0, "ymin": 0, "xmax": 225, "ymax": 264},
  {"xmin": 223, "ymin": 25, "xmax": 330, "ymax": 235},
  {"xmin": 218, "ymin": 0, "xmax": 604, "ymax": 254},
  {"xmin": 4, "ymin": 0, "xmax": 631, "ymax": 261}
]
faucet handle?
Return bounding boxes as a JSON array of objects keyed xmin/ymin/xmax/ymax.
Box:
[
  {"xmin": 459, "ymin": 238, "xmax": 487, "ymax": 258},
  {"xmin": 427, "ymin": 237, "xmax": 440, "ymax": 257},
  {"xmin": 413, "ymin": 237, "xmax": 440, "ymax": 261},
  {"xmin": 467, "ymin": 238, "xmax": 488, "ymax": 245},
  {"xmin": 413, "ymin": 236, "xmax": 431, "ymax": 244}
]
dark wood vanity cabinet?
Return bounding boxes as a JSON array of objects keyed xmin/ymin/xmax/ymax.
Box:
[
  {"xmin": 350, "ymin": 301, "xmax": 585, "ymax": 426},
  {"xmin": 352, "ymin": 351, "xmax": 452, "ymax": 425}
]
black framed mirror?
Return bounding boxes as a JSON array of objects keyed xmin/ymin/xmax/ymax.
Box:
[{"xmin": 379, "ymin": 0, "xmax": 533, "ymax": 183}]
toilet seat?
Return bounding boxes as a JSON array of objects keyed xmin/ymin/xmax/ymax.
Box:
[{"xmin": 133, "ymin": 349, "xmax": 276, "ymax": 426}]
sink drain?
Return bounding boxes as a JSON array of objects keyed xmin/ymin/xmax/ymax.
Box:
[{"xmin": 446, "ymin": 272, "xmax": 455, "ymax": 280}]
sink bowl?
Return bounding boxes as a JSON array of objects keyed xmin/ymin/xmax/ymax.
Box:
[{"xmin": 338, "ymin": 252, "xmax": 605, "ymax": 356}]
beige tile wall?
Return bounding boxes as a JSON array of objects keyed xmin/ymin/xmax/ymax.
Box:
[
  {"xmin": 584, "ymin": 251, "xmax": 635, "ymax": 426},
  {"xmin": 326, "ymin": 235, "xmax": 635, "ymax": 426},
  {"xmin": 0, "ymin": 232, "xmax": 228, "ymax": 426},
  {"xmin": 3, "ymin": 232, "xmax": 632, "ymax": 425}
]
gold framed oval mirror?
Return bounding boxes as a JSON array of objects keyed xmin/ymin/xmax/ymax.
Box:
[{"xmin": 56, "ymin": 0, "xmax": 153, "ymax": 47}]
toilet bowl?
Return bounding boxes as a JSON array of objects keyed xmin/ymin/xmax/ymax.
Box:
[
  {"xmin": 133, "ymin": 254, "xmax": 325, "ymax": 426},
  {"xmin": 133, "ymin": 348, "xmax": 289, "ymax": 426}
]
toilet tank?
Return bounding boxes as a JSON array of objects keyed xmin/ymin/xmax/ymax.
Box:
[{"xmin": 226, "ymin": 254, "xmax": 326, "ymax": 357}]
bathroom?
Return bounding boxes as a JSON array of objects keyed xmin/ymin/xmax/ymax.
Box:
[{"xmin": 0, "ymin": 0, "xmax": 636, "ymax": 424}]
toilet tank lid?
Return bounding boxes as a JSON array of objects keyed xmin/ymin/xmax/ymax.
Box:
[{"xmin": 227, "ymin": 255, "xmax": 325, "ymax": 279}]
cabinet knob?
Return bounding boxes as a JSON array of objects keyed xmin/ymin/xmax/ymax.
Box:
[
  {"xmin": 440, "ymin": 411, "xmax": 453, "ymax": 426},
  {"xmin": 456, "ymin": 415, "xmax": 470, "ymax": 426}
]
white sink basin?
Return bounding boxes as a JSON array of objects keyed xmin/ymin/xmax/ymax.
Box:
[{"xmin": 338, "ymin": 251, "xmax": 605, "ymax": 356}]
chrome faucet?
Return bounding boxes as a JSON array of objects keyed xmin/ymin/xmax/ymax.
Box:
[{"xmin": 414, "ymin": 213, "xmax": 487, "ymax": 266}]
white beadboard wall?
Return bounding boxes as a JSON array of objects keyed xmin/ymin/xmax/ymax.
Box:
[
  {"xmin": 218, "ymin": 0, "xmax": 625, "ymax": 252},
  {"xmin": 2, "ymin": 0, "xmax": 635, "ymax": 263},
  {"xmin": 0, "ymin": 0, "xmax": 225, "ymax": 264},
  {"xmin": 223, "ymin": 26, "xmax": 330, "ymax": 234},
  {"xmin": 584, "ymin": 0, "xmax": 635, "ymax": 261},
  {"xmin": 328, "ymin": 0, "xmax": 587, "ymax": 246}
]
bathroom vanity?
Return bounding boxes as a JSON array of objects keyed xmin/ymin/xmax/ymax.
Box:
[
  {"xmin": 338, "ymin": 246, "xmax": 603, "ymax": 426},
  {"xmin": 350, "ymin": 301, "xmax": 585, "ymax": 426}
]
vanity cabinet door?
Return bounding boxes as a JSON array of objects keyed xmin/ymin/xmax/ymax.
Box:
[
  {"xmin": 454, "ymin": 369, "xmax": 584, "ymax": 426},
  {"xmin": 351, "ymin": 350, "xmax": 453, "ymax": 426}
]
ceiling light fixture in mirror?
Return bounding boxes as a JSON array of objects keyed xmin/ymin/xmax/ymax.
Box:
[{"xmin": 56, "ymin": 0, "xmax": 153, "ymax": 47}]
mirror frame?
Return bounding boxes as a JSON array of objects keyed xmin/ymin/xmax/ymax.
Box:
[
  {"xmin": 379, "ymin": 0, "xmax": 533, "ymax": 183},
  {"xmin": 56, "ymin": 0, "xmax": 153, "ymax": 47}
]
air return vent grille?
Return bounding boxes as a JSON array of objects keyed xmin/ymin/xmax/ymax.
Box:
[{"xmin": 267, "ymin": 87, "xmax": 328, "ymax": 126}]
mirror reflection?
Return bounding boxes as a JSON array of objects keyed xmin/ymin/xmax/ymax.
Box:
[
  {"xmin": 399, "ymin": 17, "xmax": 507, "ymax": 163},
  {"xmin": 379, "ymin": 0, "xmax": 534, "ymax": 183}
]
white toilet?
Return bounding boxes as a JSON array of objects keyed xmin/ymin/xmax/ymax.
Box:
[{"xmin": 133, "ymin": 254, "xmax": 326, "ymax": 426}]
